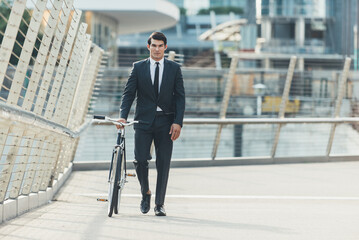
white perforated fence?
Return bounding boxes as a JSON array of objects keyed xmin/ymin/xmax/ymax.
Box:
[{"xmin": 0, "ymin": 0, "xmax": 103, "ymax": 220}]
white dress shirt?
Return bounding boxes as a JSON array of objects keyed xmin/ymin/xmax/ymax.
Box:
[{"xmin": 149, "ymin": 57, "xmax": 164, "ymax": 111}]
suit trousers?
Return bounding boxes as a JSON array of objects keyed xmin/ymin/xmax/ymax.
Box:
[{"xmin": 133, "ymin": 112, "xmax": 173, "ymax": 206}]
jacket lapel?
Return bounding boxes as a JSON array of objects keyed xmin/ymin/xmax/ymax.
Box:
[{"xmin": 159, "ymin": 58, "xmax": 169, "ymax": 98}]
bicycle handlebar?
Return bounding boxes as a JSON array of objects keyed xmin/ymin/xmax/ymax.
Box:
[
  {"xmin": 93, "ymin": 115, "xmax": 139, "ymax": 126},
  {"xmin": 94, "ymin": 115, "xmax": 106, "ymax": 120}
]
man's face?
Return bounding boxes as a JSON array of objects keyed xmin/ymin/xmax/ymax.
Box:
[{"xmin": 147, "ymin": 38, "xmax": 167, "ymax": 61}]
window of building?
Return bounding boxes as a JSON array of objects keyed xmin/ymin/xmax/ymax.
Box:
[
  {"xmin": 276, "ymin": 0, "xmax": 283, "ymax": 15},
  {"xmin": 105, "ymin": 26, "xmax": 109, "ymax": 37},
  {"xmin": 272, "ymin": 23, "xmax": 295, "ymax": 39},
  {"xmin": 97, "ymin": 24, "xmax": 102, "ymax": 47},
  {"xmin": 305, "ymin": 23, "xmax": 324, "ymax": 40},
  {"xmin": 261, "ymin": 0, "xmax": 269, "ymax": 16}
]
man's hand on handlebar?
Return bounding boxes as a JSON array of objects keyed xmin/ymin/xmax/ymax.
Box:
[{"xmin": 116, "ymin": 118, "xmax": 127, "ymax": 129}]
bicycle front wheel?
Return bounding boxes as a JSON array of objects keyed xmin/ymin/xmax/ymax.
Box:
[
  {"xmin": 114, "ymin": 150, "xmax": 126, "ymax": 214},
  {"xmin": 108, "ymin": 148, "xmax": 119, "ymax": 217}
]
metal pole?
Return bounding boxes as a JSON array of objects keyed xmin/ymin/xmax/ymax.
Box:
[
  {"xmin": 356, "ymin": 0, "xmax": 359, "ymax": 70},
  {"xmin": 326, "ymin": 57, "xmax": 352, "ymax": 156},
  {"xmin": 0, "ymin": 0, "xmax": 27, "ymax": 88},
  {"xmin": 210, "ymin": 11, "xmax": 222, "ymax": 70},
  {"xmin": 168, "ymin": 51, "xmax": 176, "ymax": 61},
  {"xmin": 66, "ymin": 34, "xmax": 92, "ymax": 128},
  {"xmin": 271, "ymin": 56, "xmax": 297, "ymax": 158},
  {"xmin": 211, "ymin": 56, "xmax": 239, "ymax": 160},
  {"xmin": 257, "ymin": 96, "xmax": 262, "ymax": 115},
  {"xmin": 354, "ymin": 25, "xmax": 358, "ymax": 71}
]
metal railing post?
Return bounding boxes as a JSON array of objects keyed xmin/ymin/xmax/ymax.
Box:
[
  {"xmin": 8, "ymin": 129, "xmax": 36, "ymax": 199},
  {"xmin": 40, "ymin": 137, "xmax": 61, "ymax": 191},
  {"xmin": 32, "ymin": 0, "xmax": 74, "ymax": 115},
  {"xmin": 66, "ymin": 33, "xmax": 92, "ymax": 127},
  {"xmin": 52, "ymin": 23, "xmax": 89, "ymax": 125},
  {"xmin": 271, "ymin": 56, "xmax": 297, "ymax": 158},
  {"xmin": 7, "ymin": 0, "xmax": 48, "ymax": 106},
  {"xmin": 211, "ymin": 55, "xmax": 239, "ymax": 160},
  {"xmin": 0, "ymin": 126, "xmax": 24, "ymax": 202},
  {"xmin": 0, "ymin": 123, "xmax": 12, "ymax": 202},
  {"xmin": 22, "ymin": 0, "xmax": 64, "ymax": 111},
  {"xmin": 30, "ymin": 136, "xmax": 51, "ymax": 193},
  {"xmin": 0, "ymin": 0, "xmax": 27, "ymax": 88},
  {"xmin": 20, "ymin": 134, "xmax": 46, "ymax": 195},
  {"xmin": 44, "ymin": 9, "xmax": 82, "ymax": 119},
  {"xmin": 67, "ymin": 45, "xmax": 103, "ymax": 129},
  {"xmin": 168, "ymin": 51, "xmax": 176, "ymax": 61},
  {"xmin": 80, "ymin": 47, "xmax": 103, "ymax": 122},
  {"xmin": 49, "ymin": 136, "xmax": 67, "ymax": 185},
  {"xmin": 326, "ymin": 57, "xmax": 352, "ymax": 156}
]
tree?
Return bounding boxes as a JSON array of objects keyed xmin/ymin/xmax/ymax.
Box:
[
  {"xmin": 197, "ymin": 6, "xmax": 244, "ymax": 15},
  {"xmin": 180, "ymin": 7, "xmax": 187, "ymax": 16}
]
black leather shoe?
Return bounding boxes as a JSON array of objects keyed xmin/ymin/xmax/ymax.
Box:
[
  {"xmin": 140, "ymin": 194, "xmax": 151, "ymax": 214},
  {"xmin": 154, "ymin": 205, "xmax": 166, "ymax": 216}
]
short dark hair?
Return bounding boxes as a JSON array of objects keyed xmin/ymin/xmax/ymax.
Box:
[{"xmin": 147, "ymin": 32, "xmax": 167, "ymax": 46}]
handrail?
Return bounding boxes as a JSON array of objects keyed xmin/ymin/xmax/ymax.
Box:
[
  {"xmin": 183, "ymin": 117, "xmax": 359, "ymax": 124},
  {"xmin": 0, "ymin": 102, "xmax": 93, "ymax": 138},
  {"xmin": 91, "ymin": 117, "xmax": 359, "ymax": 125},
  {"xmin": 0, "ymin": 102, "xmax": 76, "ymax": 137}
]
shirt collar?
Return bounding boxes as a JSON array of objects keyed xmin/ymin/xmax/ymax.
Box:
[{"xmin": 150, "ymin": 57, "xmax": 164, "ymax": 66}]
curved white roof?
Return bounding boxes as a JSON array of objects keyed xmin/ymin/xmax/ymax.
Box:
[
  {"xmin": 73, "ymin": 0, "xmax": 180, "ymax": 34},
  {"xmin": 199, "ymin": 19, "xmax": 248, "ymax": 42}
]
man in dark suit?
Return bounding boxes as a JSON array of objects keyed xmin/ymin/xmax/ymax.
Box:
[{"xmin": 117, "ymin": 32, "xmax": 185, "ymax": 216}]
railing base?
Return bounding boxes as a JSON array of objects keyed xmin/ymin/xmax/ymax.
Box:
[
  {"xmin": 72, "ymin": 155, "xmax": 359, "ymax": 171},
  {"xmin": 0, "ymin": 163, "xmax": 73, "ymax": 224}
]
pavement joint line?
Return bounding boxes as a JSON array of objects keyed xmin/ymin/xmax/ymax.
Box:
[{"xmin": 77, "ymin": 193, "xmax": 359, "ymax": 200}]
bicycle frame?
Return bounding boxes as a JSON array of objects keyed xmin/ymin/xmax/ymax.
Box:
[
  {"xmin": 108, "ymin": 129, "xmax": 126, "ymax": 184},
  {"xmin": 93, "ymin": 115, "xmax": 137, "ymax": 217}
]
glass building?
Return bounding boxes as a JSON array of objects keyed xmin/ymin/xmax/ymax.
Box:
[
  {"xmin": 259, "ymin": 0, "xmax": 357, "ymax": 56},
  {"xmin": 210, "ymin": 0, "xmax": 247, "ymax": 8},
  {"xmin": 167, "ymin": 0, "xmax": 184, "ymax": 8},
  {"xmin": 255, "ymin": 0, "xmax": 358, "ymax": 70}
]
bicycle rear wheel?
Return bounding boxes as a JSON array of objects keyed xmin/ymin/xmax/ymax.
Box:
[
  {"xmin": 114, "ymin": 150, "xmax": 126, "ymax": 214},
  {"xmin": 108, "ymin": 147, "xmax": 119, "ymax": 217}
]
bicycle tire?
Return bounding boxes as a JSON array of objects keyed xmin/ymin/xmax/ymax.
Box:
[
  {"xmin": 108, "ymin": 147, "xmax": 119, "ymax": 217},
  {"xmin": 113, "ymin": 150, "xmax": 122, "ymax": 214},
  {"xmin": 115, "ymin": 150, "xmax": 126, "ymax": 214}
]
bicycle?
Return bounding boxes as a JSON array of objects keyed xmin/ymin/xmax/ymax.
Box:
[{"xmin": 93, "ymin": 115, "xmax": 138, "ymax": 217}]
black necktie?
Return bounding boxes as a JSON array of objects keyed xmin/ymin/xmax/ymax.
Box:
[{"xmin": 154, "ymin": 62, "xmax": 159, "ymax": 99}]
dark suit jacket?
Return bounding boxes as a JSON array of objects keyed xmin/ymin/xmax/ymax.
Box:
[{"xmin": 120, "ymin": 58, "xmax": 185, "ymax": 130}]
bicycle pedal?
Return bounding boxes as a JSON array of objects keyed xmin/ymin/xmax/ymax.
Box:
[
  {"xmin": 126, "ymin": 173, "xmax": 136, "ymax": 177},
  {"xmin": 97, "ymin": 198, "xmax": 108, "ymax": 202}
]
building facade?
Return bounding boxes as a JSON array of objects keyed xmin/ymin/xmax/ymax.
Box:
[
  {"xmin": 210, "ymin": 0, "xmax": 247, "ymax": 8},
  {"xmin": 74, "ymin": 0, "xmax": 179, "ymax": 66},
  {"xmin": 117, "ymin": 0, "xmax": 251, "ymax": 67},
  {"xmin": 255, "ymin": 0, "xmax": 358, "ymax": 70}
]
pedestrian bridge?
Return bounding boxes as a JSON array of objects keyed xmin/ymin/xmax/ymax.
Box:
[{"xmin": 1, "ymin": 0, "xmax": 359, "ymax": 239}]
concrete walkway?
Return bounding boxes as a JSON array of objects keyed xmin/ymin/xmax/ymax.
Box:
[{"xmin": 1, "ymin": 161, "xmax": 359, "ymax": 239}]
